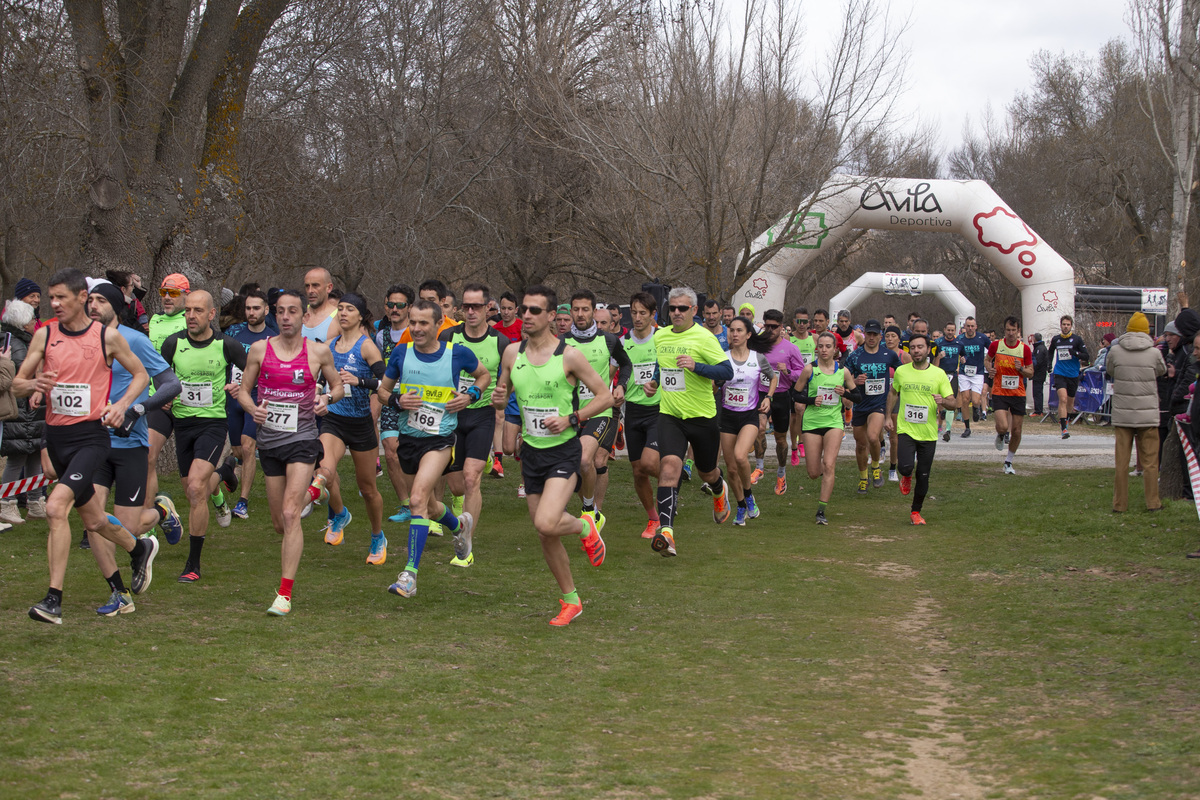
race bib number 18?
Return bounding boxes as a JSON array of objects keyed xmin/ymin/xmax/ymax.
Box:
[{"xmin": 524, "ymin": 406, "xmax": 557, "ymax": 438}]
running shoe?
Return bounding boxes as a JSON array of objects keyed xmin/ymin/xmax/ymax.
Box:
[
  {"xmin": 1004, "ymin": 462, "xmax": 1016, "ymax": 475},
  {"xmin": 746, "ymin": 494, "xmax": 760, "ymax": 519},
  {"xmin": 639, "ymin": 519, "xmax": 660, "ymax": 539},
  {"xmin": 97, "ymin": 589, "xmax": 134, "ymax": 616},
  {"xmin": 750, "ymin": 468, "xmax": 764, "ymax": 485},
  {"xmin": 911, "ymin": 511, "xmax": 926, "ymax": 526},
  {"xmin": 900, "ymin": 475, "xmax": 912, "ymax": 495},
  {"xmin": 960, "ymin": 428, "xmax": 971, "ymax": 439},
  {"xmin": 325, "ymin": 508, "xmax": 352, "ymax": 546},
  {"xmin": 972, "ymin": 406, "xmax": 980, "ymax": 423},
  {"xmin": 214, "ymin": 500, "xmax": 232, "ymax": 529},
  {"xmin": 857, "ymin": 478, "xmax": 868, "ymax": 495},
  {"xmin": 1004, "ymin": 432, "xmax": 1011, "ymax": 444},
  {"xmin": 29, "ymin": 593, "xmax": 62, "ymax": 624},
  {"xmin": 734, "ymin": 506, "xmax": 747, "ymax": 526},
  {"xmin": 130, "ymin": 535, "xmax": 159, "ymax": 595},
  {"xmin": 888, "ymin": 469, "xmax": 898, "ymax": 482},
  {"xmin": 615, "ymin": 426, "xmax": 625, "ymax": 452},
  {"xmin": 798, "ymin": 443, "xmax": 805, "ymax": 458},
  {"xmin": 375, "ymin": 459, "xmax": 383, "ymax": 478},
  {"xmin": 872, "ymin": 467, "xmax": 884, "ymax": 489},
  {"xmin": 517, "ymin": 484, "xmax": 526, "ymax": 499},
  {"xmin": 451, "ymin": 494, "xmax": 464, "ymax": 518},
  {"xmin": 154, "ymin": 493, "xmax": 184, "ymax": 544},
  {"xmin": 451, "ymin": 512, "xmax": 474, "ymax": 567},
  {"xmin": 267, "ymin": 594, "xmax": 291, "ymax": 616},
  {"xmin": 366, "ymin": 532, "xmax": 388, "ymax": 566},
  {"xmin": 388, "ymin": 569, "xmax": 417, "ymax": 597},
  {"xmin": 712, "ymin": 480, "xmax": 731, "ymax": 523},
  {"xmin": 232, "ymin": 498, "xmax": 250, "ymax": 520},
  {"xmin": 1061, "ymin": 430, "xmax": 1070, "ymax": 440},
  {"xmin": 580, "ymin": 514, "xmax": 606, "ymax": 567},
  {"xmin": 937, "ymin": 422, "xmax": 945, "ymax": 439},
  {"xmin": 549, "ymin": 598, "xmax": 583, "ymax": 627},
  {"xmin": 815, "ymin": 509, "xmax": 828, "ymax": 525},
  {"xmin": 428, "ymin": 521, "xmax": 443, "ymax": 537},
  {"xmin": 490, "ymin": 455, "xmax": 504, "ymax": 478},
  {"xmin": 682, "ymin": 459, "xmax": 693, "ymax": 481},
  {"xmin": 942, "ymin": 429, "xmax": 950, "ymax": 443},
  {"xmin": 994, "ymin": 433, "xmax": 1005, "ymax": 451},
  {"xmin": 178, "ymin": 561, "xmax": 201, "ymax": 583},
  {"xmin": 651, "ymin": 525, "xmax": 676, "ymax": 557},
  {"xmin": 790, "ymin": 448, "xmax": 800, "ymax": 466},
  {"xmin": 774, "ymin": 476, "xmax": 787, "ymax": 496},
  {"xmin": 79, "ymin": 531, "xmax": 90, "ymax": 550},
  {"xmin": 219, "ymin": 455, "xmax": 239, "ymax": 495},
  {"xmin": 388, "ymin": 505, "xmax": 412, "ymax": 523}
]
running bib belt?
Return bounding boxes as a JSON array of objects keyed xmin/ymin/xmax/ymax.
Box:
[
  {"xmin": 892, "ymin": 362, "xmax": 952, "ymax": 441},
  {"xmin": 510, "ymin": 340, "xmax": 577, "ymax": 449}
]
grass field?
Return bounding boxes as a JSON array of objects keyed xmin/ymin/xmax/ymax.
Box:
[{"xmin": 1, "ymin": 454, "xmax": 1198, "ymax": 798}]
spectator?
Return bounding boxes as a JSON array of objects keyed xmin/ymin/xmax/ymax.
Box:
[
  {"xmin": 1157, "ymin": 321, "xmax": 1183, "ymax": 452},
  {"xmin": 0, "ymin": 299, "xmax": 45, "ymax": 524},
  {"xmin": 105, "ymin": 270, "xmax": 149, "ymax": 331},
  {"xmin": 13, "ymin": 278, "xmax": 40, "ymax": 326},
  {"xmin": 1031, "ymin": 332, "xmax": 1049, "ymax": 415},
  {"xmin": 1106, "ymin": 312, "xmax": 1167, "ymax": 512}
]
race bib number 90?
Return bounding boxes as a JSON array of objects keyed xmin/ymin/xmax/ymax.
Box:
[
  {"xmin": 50, "ymin": 383, "xmax": 90, "ymax": 417},
  {"xmin": 660, "ymin": 367, "xmax": 685, "ymax": 392}
]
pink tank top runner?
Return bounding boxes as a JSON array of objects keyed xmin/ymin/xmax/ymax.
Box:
[{"xmin": 256, "ymin": 337, "xmax": 318, "ymax": 448}]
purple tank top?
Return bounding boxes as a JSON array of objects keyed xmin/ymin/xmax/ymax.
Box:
[{"xmin": 256, "ymin": 337, "xmax": 318, "ymax": 448}]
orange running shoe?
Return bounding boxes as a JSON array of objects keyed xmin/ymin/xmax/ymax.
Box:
[
  {"xmin": 580, "ymin": 514, "xmax": 606, "ymax": 567},
  {"xmin": 712, "ymin": 480, "xmax": 731, "ymax": 524},
  {"xmin": 910, "ymin": 511, "xmax": 926, "ymax": 525},
  {"xmin": 651, "ymin": 526, "xmax": 676, "ymax": 557},
  {"xmin": 775, "ymin": 476, "xmax": 787, "ymax": 495},
  {"xmin": 549, "ymin": 598, "xmax": 583, "ymax": 626},
  {"xmin": 490, "ymin": 456, "xmax": 504, "ymax": 478},
  {"xmin": 750, "ymin": 468, "xmax": 764, "ymax": 485},
  {"xmin": 900, "ymin": 475, "xmax": 912, "ymax": 496},
  {"xmin": 640, "ymin": 519, "xmax": 660, "ymax": 539}
]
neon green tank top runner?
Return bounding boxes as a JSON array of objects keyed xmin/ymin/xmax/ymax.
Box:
[
  {"xmin": 511, "ymin": 340, "xmax": 578, "ymax": 449},
  {"xmin": 803, "ymin": 365, "xmax": 845, "ymax": 431},
  {"xmin": 564, "ymin": 333, "xmax": 612, "ymax": 418},
  {"xmin": 170, "ymin": 336, "xmax": 233, "ymax": 420},
  {"xmin": 622, "ymin": 333, "xmax": 660, "ymax": 407}
]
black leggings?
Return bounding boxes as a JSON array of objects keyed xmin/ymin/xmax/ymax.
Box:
[{"xmin": 897, "ymin": 433, "xmax": 936, "ymax": 512}]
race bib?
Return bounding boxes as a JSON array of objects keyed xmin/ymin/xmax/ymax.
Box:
[
  {"xmin": 408, "ymin": 402, "xmax": 444, "ymax": 436},
  {"xmin": 180, "ymin": 380, "xmax": 213, "ymax": 408},
  {"xmin": 231, "ymin": 365, "xmax": 244, "ymax": 386},
  {"xmin": 263, "ymin": 401, "xmax": 298, "ymax": 432},
  {"xmin": 577, "ymin": 382, "xmax": 595, "ymax": 401},
  {"xmin": 963, "ymin": 365, "xmax": 977, "ymax": 377},
  {"xmin": 904, "ymin": 403, "xmax": 928, "ymax": 424},
  {"xmin": 50, "ymin": 383, "xmax": 90, "ymax": 417},
  {"xmin": 457, "ymin": 374, "xmax": 474, "ymax": 394},
  {"xmin": 816, "ymin": 386, "xmax": 837, "ymax": 406},
  {"xmin": 865, "ymin": 378, "xmax": 885, "ymax": 396},
  {"xmin": 724, "ymin": 386, "xmax": 752, "ymax": 409},
  {"xmin": 632, "ymin": 362, "xmax": 656, "ymax": 386},
  {"xmin": 661, "ymin": 367, "xmax": 685, "ymax": 392},
  {"xmin": 524, "ymin": 406, "xmax": 558, "ymax": 438},
  {"xmin": 1001, "ymin": 374, "xmax": 1020, "ymax": 390},
  {"xmin": 1057, "ymin": 345, "xmax": 1072, "ymax": 362}
]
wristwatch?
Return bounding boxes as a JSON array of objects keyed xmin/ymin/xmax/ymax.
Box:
[{"xmin": 568, "ymin": 412, "xmax": 581, "ymax": 432}]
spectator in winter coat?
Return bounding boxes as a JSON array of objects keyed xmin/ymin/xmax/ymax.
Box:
[
  {"xmin": 0, "ymin": 299, "xmax": 45, "ymax": 524},
  {"xmin": 1031, "ymin": 333, "xmax": 1049, "ymax": 415},
  {"xmin": 1107, "ymin": 312, "xmax": 1167, "ymax": 512}
]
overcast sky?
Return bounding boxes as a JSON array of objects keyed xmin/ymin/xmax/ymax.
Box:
[{"xmin": 796, "ymin": 0, "xmax": 1136, "ymax": 155}]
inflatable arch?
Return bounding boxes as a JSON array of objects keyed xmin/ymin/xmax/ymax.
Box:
[
  {"xmin": 829, "ymin": 272, "xmax": 976, "ymax": 330},
  {"xmin": 733, "ymin": 175, "xmax": 1075, "ymax": 339}
]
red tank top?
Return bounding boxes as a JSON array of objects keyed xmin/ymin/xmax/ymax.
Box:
[{"xmin": 43, "ymin": 320, "xmax": 111, "ymax": 426}]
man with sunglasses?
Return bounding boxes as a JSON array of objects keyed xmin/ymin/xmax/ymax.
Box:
[
  {"xmin": 490, "ymin": 286, "xmax": 612, "ymax": 626},
  {"xmin": 441, "ymin": 283, "xmax": 507, "ymax": 567},
  {"xmin": 647, "ymin": 287, "xmax": 734, "ymax": 557},
  {"xmin": 562, "ymin": 290, "xmax": 633, "ymax": 523},
  {"xmin": 144, "ymin": 273, "xmax": 190, "ymax": 535},
  {"xmin": 377, "ymin": 284, "xmax": 416, "ymax": 523}
]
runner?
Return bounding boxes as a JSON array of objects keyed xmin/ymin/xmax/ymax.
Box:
[
  {"xmin": 621, "ymin": 291, "xmax": 663, "ymax": 538},
  {"xmin": 160, "ymin": 290, "xmax": 247, "ymax": 582},
  {"xmin": 442, "ymin": 283, "xmax": 506, "ymax": 567},
  {"xmin": 883, "ymin": 325, "xmax": 913, "ymax": 480},
  {"xmin": 376, "ymin": 284, "xmax": 416, "ymax": 523},
  {"xmin": 1047, "ymin": 314, "xmax": 1091, "ymax": 439},
  {"xmin": 490, "ymin": 291, "xmax": 523, "ymax": 476},
  {"xmin": 844, "ymin": 319, "xmax": 902, "ymax": 494},
  {"xmin": 886, "ymin": 333, "xmax": 957, "ymax": 524},
  {"xmin": 301, "ymin": 268, "xmax": 339, "ymax": 342},
  {"xmin": 811, "ymin": 308, "xmax": 847, "ymax": 355},
  {"xmin": 561, "ymin": 290, "xmax": 632, "ymax": 520},
  {"xmin": 985, "ymin": 315, "xmax": 1034, "ymax": 475},
  {"xmin": 934, "ymin": 320, "xmax": 962, "ymax": 442},
  {"xmin": 701, "ymin": 299, "xmax": 730, "ymax": 351},
  {"xmin": 647, "ymin": 287, "xmax": 734, "ymax": 557},
  {"xmin": 226, "ymin": 289, "xmax": 273, "ymax": 519},
  {"xmin": 835, "ymin": 310, "xmax": 861, "ymax": 352},
  {"xmin": 143, "ymin": 273, "xmax": 189, "ymax": 537},
  {"xmin": 720, "ymin": 317, "xmax": 775, "ymax": 525},
  {"xmin": 490, "ymin": 285, "xmax": 612, "ymax": 625},
  {"xmin": 957, "ymin": 316, "xmax": 989, "ymax": 438},
  {"xmin": 722, "ymin": 306, "xmax": 736, "ymax": 326},
  {"xmin": 377, "ymin": 299, "xmax": 488, "ymax": 599},
  {"xmin": 317, "ymin": 293, "xmax": 388, "ymax": 564},
  {"xmin": 82, "ymin": 280, "xmax": 184, "ymax": 615},
  {"xmin": 793, "ymin": 331, "xmax": 863, "ymax": 524},
  {"xmin": 760, "ymin": 309, "xmax": 806, "ymax": 495},
  {"xmin": 13, "ymin": 268, "xmax": 158, "ymax": 624},
  {"xmin": 238, "ymin": 290, "xmax": 343, "ymax": 616},
  {"xmin": 788, "ymin": 307, "xmax": 815, "ymax": 464}
]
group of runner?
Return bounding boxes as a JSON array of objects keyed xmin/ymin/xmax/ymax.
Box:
[{"xmin": 15, "ymin": 266, "xmax": 1073, "ymax": 626}]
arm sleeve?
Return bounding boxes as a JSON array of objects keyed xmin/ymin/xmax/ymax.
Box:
[
  {"xmin": 224, "ymin": 336, "xmax": 248, "ymax": 370},
  {"xmin": 693, "ymin": 360, "xmax": 734, "ymax": 381},
  {"xmin": 757, "ymin": 353, "xmax": 775, "ymax": 381},
  {"xmin": 608, "ymin": 333, "xmax": 633, "ymax": 386},
  {"xmin": 144, "ymin": 368, "xmax": 182, "ymax": 411}
]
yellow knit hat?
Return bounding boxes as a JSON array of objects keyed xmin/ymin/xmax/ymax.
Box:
[{"xmin": 1127, "ymin": 312, "xmax": 1150, "ymax": 334}]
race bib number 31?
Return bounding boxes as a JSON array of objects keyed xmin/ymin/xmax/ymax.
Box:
[
  {"xmin": 50, "ymin": 383, "xmax": 90, "ymax": 417},
  {"xmin": 181, "ymin": 380, "xmax": 213, "ymax": 408}
]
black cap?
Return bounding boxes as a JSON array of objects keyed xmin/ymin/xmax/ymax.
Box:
[{"xmin": 864, "ymin": 319, "xmax": 882, "ymax": 334}]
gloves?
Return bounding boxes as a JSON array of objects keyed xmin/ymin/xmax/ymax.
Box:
[{"xmin": 115, "ymin": 403, "xmax": 145, "ymax": 438}]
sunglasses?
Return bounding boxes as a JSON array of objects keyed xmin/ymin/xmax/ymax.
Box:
[
  {"xmin": 668, "ymin": 304, "xmax": 692, "ymax": 313},
  {"xmin": 519, "ymin": 305, "xmax": 547, "ymax": 315},
  {"xmin": 386, "ymin": 301, "xmax": 408, "ymax": 310},
  {"xmin": 763, "ymin": 322, "xmax": 781, "ymax": 329},
  {"xmin": 159, "ymin": 288, "xmax": 184, "ymax": 298},
  {"xmin": 462, "ymin": 302, "xmax": 486, "ymax": 311}
]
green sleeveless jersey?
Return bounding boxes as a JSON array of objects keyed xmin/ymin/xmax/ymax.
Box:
[
  {"xmin": 802, "ymin": 364, "xmax": 845, "ymax": 431},
  {"xmin": 161, "ymin": 331, "xmax": 246, "ymax": 420},
  {"xmin": 148, "ymin": 312, "xmax": 186, "ymax": 352},
  {"xmin": 622, "ymin": 331, "xmax": 659, "ymax": 407},
  {"xmin": 562, "ymin": 331, "xmax": 617, "ymax": 418},
  {"xmin": 511, "ymin": 340, "xmax": 578, "ymax": 449},
  {"xmin": 441, "ymin": 324, "xmax": 508, "ymax": 410},
  {"xmin": 791, "ymin": 334, "xmax": 816, "ymax": 357}
]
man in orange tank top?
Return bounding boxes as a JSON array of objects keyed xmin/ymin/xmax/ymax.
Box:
[
  {"xmin": 13, "ymin": 268, "xmax": 157, "ymax": 625},
  {"xmin": 985, "ymin": 315, "xmax": 1035, "ymax": 476}
]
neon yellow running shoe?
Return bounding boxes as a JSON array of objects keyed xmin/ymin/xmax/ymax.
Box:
[{"xmin": 267, "ymin": 594, "xmax": 291, "ymax": 616}]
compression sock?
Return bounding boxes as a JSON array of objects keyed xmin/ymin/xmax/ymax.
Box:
[
  {"xmin": 278, "ymin": 578, "xmax": 294, "ymax": 599},
  {"xmin": 755, "ymin": 458, "xmax": 765, "ymax": 471},
  {"xmin": 777, "ymin": 466, "xmax": 786, "ymax": 478},
  {"xmin": 435, "ymin": 504, "xmax": 460, "ymax": 534},
  {"xmin": 407, "ymin": 517, "xmax": 431, "ymax": 571},
  {"xmin": 211, "ymin": 489, "xmax": 225, "ymax": 507},
  {"xmin": 859, "ymin": 468, "xmax": 868, "ymax": 480},
  {"xmin": 563, "ymin": 590, "xmax": 580, "ymax": 605},
  {"xmin": 817, "ymin": 501, "xmax": 828, "ymax": 515},
  {"xmin": 106, "ymin": 571, "xmax": 127, "ymax": 594},
  {"xmin": 656, "ymin": 486, "xmax": 677, "ymax": 529},
  {"xmin": 188, "ymin": 535, "xmax": 204, "ymax": 567},
  {"xmin": 1060, "ymin": 417, "xmax": 1068, "ymax": 431}
]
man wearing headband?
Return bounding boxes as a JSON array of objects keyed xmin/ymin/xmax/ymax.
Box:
[{"xmin": 159, "ymin": 290, "xmax": 247, "ymax": 583}]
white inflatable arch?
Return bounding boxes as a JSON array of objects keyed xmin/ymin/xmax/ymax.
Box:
[
  {"xmin": 829, "ymin": 272, "xmax": 976, "ymax": 330},
  {"xmin": 734, "ymin": 175, "xmax": 1074, "ymax": 339}
]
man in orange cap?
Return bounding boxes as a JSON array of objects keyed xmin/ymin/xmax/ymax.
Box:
[{"xmin": 144, "ymin": 273, "xmax": 191, "ymax": 538}]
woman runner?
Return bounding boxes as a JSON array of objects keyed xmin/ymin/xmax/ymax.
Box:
[{"xmin": 719, "ymin": 317, "xmax": 776, "ymax": 526}]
